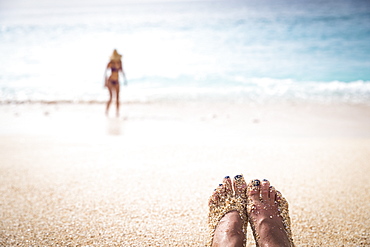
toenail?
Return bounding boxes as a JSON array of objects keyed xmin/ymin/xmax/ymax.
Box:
[
  {"xmin": 219, "ymin": 184, "xmax": 223, "ymax": 186},
  {"xmin": 234, "ymin": 175, "xmax": 243, "ymax": 180},
  {"xmin": 224, "ymin": 176, "xmax": 230, "ymax": 179},
  {"xmin": 263, "ymin": 179, "xmax": 268, "ymax": 182},
  {"xmin": 253, "ymin": 179, "xmax": 260, "ymax": 186}
]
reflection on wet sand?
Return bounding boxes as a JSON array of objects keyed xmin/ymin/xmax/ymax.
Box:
[{"xmin": 106, "ymin": 118, "xmax": 124, "ymax": 136}]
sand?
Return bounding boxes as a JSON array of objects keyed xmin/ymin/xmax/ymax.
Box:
[{"xmin": 0, "ymin": 101, "xmax": 370, "ymax": 246}]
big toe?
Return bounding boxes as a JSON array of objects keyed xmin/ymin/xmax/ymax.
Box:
[
  {"xmin": 233, "ymin": 175, "xmax": 247, "ymax": 198},
  {"xmin": 261, "ymin": 179, "xmax": 271, "ymax": 202},
  {"xmin": 248, "ymin": 179, "xmax": 261, "ymax": 203}
]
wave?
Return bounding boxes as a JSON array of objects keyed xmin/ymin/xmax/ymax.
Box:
[{"xmin": 1, "ymin": 77, "xmax": 369, "ymax": 105}]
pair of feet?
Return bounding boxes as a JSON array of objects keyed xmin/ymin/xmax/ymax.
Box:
[{"xmin": 208, "ymin": 175, "xmax": 294, "ymax": 247}]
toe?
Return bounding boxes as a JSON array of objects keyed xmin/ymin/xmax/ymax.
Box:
[
  {"xmin": 248, "ymin": 179, "xmax": 261, "ymax": 202},
  {"xmin": 223, "ymin": 176, "xmax": 233, "ymax": 194},
  {"xmin": 209, "ymin": 189, "xmax": 219, "ymax": 206},
  {"xmin": 261, "ymin": 179, "xmax": 271, "ymax": 201},
  {"xmin": 233, "ymin": 175, "xmax": 247, "ymax": 198},
  {"xmin": 217, "ymin": 183, "xmax": 228, "ymax": 200},
  {"xmin": 269, "ymin": 186, "xmax": 277, "ymax": 202},
  {"xmin": 275, "ymin": 189, "xmax": 283, "ymax": 202}
]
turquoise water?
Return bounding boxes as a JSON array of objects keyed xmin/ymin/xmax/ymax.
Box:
[{"xmin": 0, "ymin": 0, "xmax": 369, "ymax": 103}]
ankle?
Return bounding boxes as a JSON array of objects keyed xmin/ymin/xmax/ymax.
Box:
[
  {"xmin": 213, "ymin": 211, "xmax": 245, "ymax": 247},
  {"xmin": 256, "ymin": 219, "xmax": 291, "ymax": 247}
]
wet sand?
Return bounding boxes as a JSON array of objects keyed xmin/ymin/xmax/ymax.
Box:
[{"xmin": 0, "ymin": 101, "xmax": 370, "ymax": 246}]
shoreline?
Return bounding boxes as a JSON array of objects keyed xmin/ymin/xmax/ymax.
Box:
[{"xmin": 1, "ymin": 100, "xmax": 369, "ymax": 138}]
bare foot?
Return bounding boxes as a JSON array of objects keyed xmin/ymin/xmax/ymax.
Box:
[
  {"xmin": 208, "ymin": 175, "xmax": 248, "ymax": 247},
  {"xmin": 247, "ymin": 179, "xmax": 294, "ymax": 247}
]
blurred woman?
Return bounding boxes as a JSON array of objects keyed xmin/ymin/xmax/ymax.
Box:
[{"xmin": 104, "ymin": 49, "xmax": 126, "ymax": 117}]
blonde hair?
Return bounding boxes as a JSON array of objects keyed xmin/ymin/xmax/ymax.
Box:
[{"xmin": 110, "ymin": 49, "xmax": 122, "ymax": 61}]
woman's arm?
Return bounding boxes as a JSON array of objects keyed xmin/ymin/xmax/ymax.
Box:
[
  {"xmin": 122, "ymin": 71, "xmax": 128, "ymax": 86},
  {"xmin": 104, "ymin": 63, "xmax": 110, "ymax": 87},
  {"xmin": 119, "ymin": 61, "xmax": 127, "ymax": 86}
]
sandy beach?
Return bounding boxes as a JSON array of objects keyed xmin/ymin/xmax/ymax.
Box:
[{"xmin": 0, "ymin": 101, "xmax": 369, "ymax": 246}]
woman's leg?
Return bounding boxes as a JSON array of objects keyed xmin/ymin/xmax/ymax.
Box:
[
  {"xmin": 115, "ymin": 85, "xmax": 120, "ymax": 117},
  {"xmin": 106, "ymin": 86, "xmax": 113, "ymax": 116}
]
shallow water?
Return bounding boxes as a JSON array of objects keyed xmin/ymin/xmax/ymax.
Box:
[{"xmin": 0, "ymin": 0, "xmax": 369, "ymax": 104}]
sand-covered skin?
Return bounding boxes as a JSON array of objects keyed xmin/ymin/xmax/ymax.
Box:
[
  {"xmin": 0, "ymin": 101, "xmax": 370, "ymax": 246},
  {"xmin": 247, "ymin": 179, "xmax": 294, "ymax": 247},
  {"xmin": 208, "ymin": 175, "xmax": 248, "ymax": 247}
]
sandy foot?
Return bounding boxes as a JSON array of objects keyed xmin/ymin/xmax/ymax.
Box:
[
  {"xmin": 208, "ymin": 175, "xmax": 248, "ymax": 247},
  {"xmin": 247, "ymin": 179, "xmax": 294, "ymax": 247}
]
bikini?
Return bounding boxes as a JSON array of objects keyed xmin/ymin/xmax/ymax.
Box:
[
  {"xmin": 110, "ymin": 66, "xmax": 120, "ymax": 85},
  {"xmin": 111, "ymin": 67, "xmax": 120, "ymax": 73}
]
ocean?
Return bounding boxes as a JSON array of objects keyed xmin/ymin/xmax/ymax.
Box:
[{"xmin": 0, "ymin": 0, "xmax": 369, "ymax": 104}]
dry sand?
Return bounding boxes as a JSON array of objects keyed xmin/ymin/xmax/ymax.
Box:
[{"xmin": 0, "ymin": 101, "xmax": 370, "ymax": 246}]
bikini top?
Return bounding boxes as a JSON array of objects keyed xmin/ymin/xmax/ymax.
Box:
[{"xmin": 111, "ymin": 67, "xmax": 120, "ymax": 72}]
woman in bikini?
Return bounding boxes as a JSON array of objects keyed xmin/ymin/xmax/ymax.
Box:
[{"xmin": 104, "ymin": 49, "xmax": 126, "ymax": 117}]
